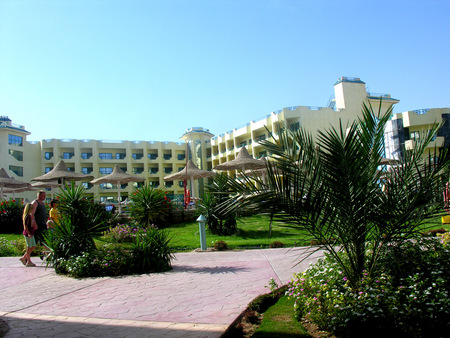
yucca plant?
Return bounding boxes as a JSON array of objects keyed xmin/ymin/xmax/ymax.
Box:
[
  {"xmin": 129, "ymin": 184, "xmax": 172, "ymax": 227},
  {"xmin": 199, "ymin": 173, "xmax": 237, "ymax": 235},
  {"xmin": 222, "ymin": 102, "xmax": 450, "ymax": 289},
  {"xmin": 45, "ymin": 182, "xmax": 110, "ymax": 263},
  {"xmin": 130, "ymin": 228, "xmax": 174, "ymax": 273}
]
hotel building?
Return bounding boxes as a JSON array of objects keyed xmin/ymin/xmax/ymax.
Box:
[{"xmin": 1, "ymin": 77, "xmax": 446, "ymax": 203}]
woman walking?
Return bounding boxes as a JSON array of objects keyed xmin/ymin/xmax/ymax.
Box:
[{"xmin": 19, "ymin": 203, "xmax": 38, "ymax": 267}]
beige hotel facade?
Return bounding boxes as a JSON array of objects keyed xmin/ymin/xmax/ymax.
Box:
[{"xmin": 2, "ymin": 77, "xmax": 448, "ymax": 203}]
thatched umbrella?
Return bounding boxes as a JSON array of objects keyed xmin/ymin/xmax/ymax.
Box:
[
  {"xmin": 163, "ymin": 160, "xmax": 215, "ymax": 181},
  {"xmin": 164, "ymin": 160, "xmax": 215, "ymax": 207},
  {"xmin": 0, "ymin": 168, "xmax": 30, "ymax": 199},
  {"xmin": 213, "ymin": 147, "xmax": 266, "ymax": 171},
  {"xmin": 31, "ymin": 160, "xmax": 93, "ymax": 184},
  {"xmin": 90, "ymin": 164, "xmax": 145, "ymax": 213}
]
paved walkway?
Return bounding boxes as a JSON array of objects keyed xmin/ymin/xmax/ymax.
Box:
[{"xmin": 0, "ymin": 248, "xmax": 322, "ymax": 337}]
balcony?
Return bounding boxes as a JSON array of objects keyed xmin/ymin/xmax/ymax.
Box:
[{"xmin": 405, "ymin": 136, "xmax": 444, "ymax": 151}]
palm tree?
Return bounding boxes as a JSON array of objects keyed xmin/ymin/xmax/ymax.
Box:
[{"xmin": 223, "ymin": 102, "xmax": 450, "ymax": 289}]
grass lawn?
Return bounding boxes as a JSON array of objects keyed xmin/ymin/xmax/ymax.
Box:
[
  {"xmin": 253, "ymin": 296, "xmax": 312, "ymax": 337},
  {"xmin": 166, "ymin": 214, "xmax": 312, "ymax": 251},
  {"xmin": 2, "ymin": 214, "xmax": 449, "ymax": 253}
]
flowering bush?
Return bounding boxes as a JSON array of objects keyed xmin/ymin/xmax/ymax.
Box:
[
  {"xmin": 287, "ymin": 237, "xmax": 450, "ymax": 337},
  {"xmin": 54, "ymin": 228, "xmax": 174, "ymax": 277},
  {"xmin": 0, "ymin": 199, "xmax": 24, "ymax": 233},
  {"xmin": 0, "ymin": 237, "xmax": 21, "ymax": 256},
  {"xmin": 55, "ymin": 244, "xmax": 132, "ymax": 277},
  {"xmin": 103, "ymin": 223, "xmax": 156, "ymax": 243},
  {"xmin": 438, "ymin": 231, "xmax": 450, "ymax": 246}
]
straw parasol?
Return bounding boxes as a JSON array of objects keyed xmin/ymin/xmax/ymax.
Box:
[
  {"xmin": 2, "ymin": 185, "xmax": 36, "ymax": 199},
  {"xmin": 213, "ymin": 147, "xmax": 266, "ymax": 171},
  {"xmin": 164, "ymin": 160, "xmax": 215, "ymax": 207},
  {"xmin": 90, "ymin": 164, "xmax": 145, "ymax": 213},
  {"xmin": 31, "ymin": 160, "xmax": 94, "ymax": 183},
  {"xmin": 0, "ymin": 168, "xmax": 30, "ymax": 199},
  {"xmin": 163, "ymin": 160, "xmax": 215, "ymax": 181}
]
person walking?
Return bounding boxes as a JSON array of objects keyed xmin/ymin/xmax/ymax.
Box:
[
  {"xmin": 19, "ymin": 203, "xmax": 38, "ymax": 267},
  {"xmin": 31, "ymin": 191, "xmax": 50, "ymax": 256}
]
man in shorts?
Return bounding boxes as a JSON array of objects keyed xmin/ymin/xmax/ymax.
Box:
[{"xmin": 31, "ymin": 191, "xmax": 48, "ymax": 248}]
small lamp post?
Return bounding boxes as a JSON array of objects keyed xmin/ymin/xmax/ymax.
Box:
[{"xmin": 197, "ymin": 215, "xmax": 207, "ymax": 251}]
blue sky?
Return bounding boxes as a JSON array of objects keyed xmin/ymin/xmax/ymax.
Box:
[{"xmin": 1, "ymin": 0, "xmax": 449, "ymax": 142}]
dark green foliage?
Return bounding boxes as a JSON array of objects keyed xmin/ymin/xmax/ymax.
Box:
[
  {"xmin": 55, "ymin": 244, "xmax": 132, "ymax": 277},
  {"xmin": 129, "ymin": 184, "xmax": 172, "ymax": 227},
  {"xmin": 130, "ymin": 228, "xmax": 174, "ymax": 273},
  {"xmin": 0, "ymin": 199, "xmax": 24, "ymax": 234},
  {"xmin": 222, "ymin": 102, "xmax": 450, "ymax": 289},
  {"xmin": 199, "ymin": 173, "xmax": 237, "ymax": 235},
  {"xmin": 288, "ymin": 237, "xmax": 450, "ymax": 338},
  {"xmin": 269, "ymin": 241, "xmax": 284, "ymax": 248},
  {"xmin": 54, "ymin": 228, "xmax": 174, "ymax": 277},
  {"xmin": 213, "ymin": 239, "xmax": 228, "ymax": 250},
  {"xmin": 45, "ymin": 183, "xmax": 111, "ymax": 262}
]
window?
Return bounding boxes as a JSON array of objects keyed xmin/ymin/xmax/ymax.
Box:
[
  {"xmin": 67, "ymin": 167, "xmax": 75, "ymax": 172},
  {"xmin": 149, "ymin": 167, "xmax": 158, "ymax": 174},
  {"xmin": 9, "ymin": 149, "xmax": 23, "ymax": 161},
  {"xmin": 81, "ymin": 167, "xmax": 93, "ymax": 174},
  {"xmin": 8, "ymin": 134, "xmax": 23, "ymax": 146},
  {"xmin": 149, "ymin": 181, "xmax": 159, "ymax": 188},
  {"xmin": 81, "ymin": 152, "xmax": 92, "ymax": 159},
  {"xmin": 178, "ymin": 181, "xmax": 184, "ymax": 187},
  {"xmin": 132, "ymin": 168, "xmax": 144, "ymax": 174},
  {"xmin": 148, "ymin": 153, "xmax": 158, "ymax": 160},
  {"xmin": 239, "ymin": 141, "xmax": 247, "ymax": 148},
  {"xmin": 81, "ymin": 182, "xmax": 93, "ymax": 189},
  {"xmin": 45, "ymin": 167, "xmax": 53, "ymax": 173},
  {"xmin": 100, "ymin": 183, "xmax": 114, "ymax": 190},
  {"xmin": 62, "ymin": 152, "xmax": 74, "ymax": 159},
  {"xmin": 100, "ymin": 167, "xmax": 113, "ymax": 174},
  {"xmin": 255, "ymin": 134, "xmax": 266, "ymax": 142},
  {"xmin": 163, "ymin": 153, "xmax": 172, "ymax": 160},
  {"xmin": 9, "ymin": 165, "xmax": 23, "ymax": 177},
  {"xmin": 165, "ymin": 181, "xmax": 173, "ymax": 188},
  {"xmin": 133, "ymin": 182, "xmax": 144, "ymax": 188},
  {"xmin": 410, "ymin": 131, "xmax": 420, "ymax": 141},
  {"xmin": 177, "ymin": 154, "xmax": 185, "ymax": 160},
  {"xmin": 164, "ymin": 167, "xmax": 172, "ymax": 174},
  {"xmin": 132, "ymin": 153, "xmax": 143, "ymax": 160},
  {"xmin": 116, "ymin": 153, "xmax": 126, "ymax": 160},
  {"xmin": 99, "ymin": 153, "xmax": 113, "ymax": 159},
  {"xmin": 45, "ymin": 152, "xmax": 53, "ymax": 160}
]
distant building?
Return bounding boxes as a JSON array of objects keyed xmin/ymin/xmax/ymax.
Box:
[
  {"xmin": 4, "ymin": 76, "xmax": 445, "ymax": 203},
  {"xmin": 384, "ymin": 108, "xmax": 450, "ymax": 161}
]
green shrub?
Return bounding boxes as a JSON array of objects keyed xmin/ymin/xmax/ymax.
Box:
[
  {"xmin": 55, "ymin": 244, "xmax": 132, "ymax": 277},
  {"xmin": 213, "ymin": 240, "xmax": 229, "ymax": 251},
  {"xmin": 130, "ymin": 228, "xmax": 174, "ymax": 273},
  {"xmin": 129, "ymin": 184, "xmax": 173, "ymax": 228},
  {"xmin": 47, "ymin": 183, "xmax": 111, "ymax": 263},
  {"xmin": 0, "ymin": 199, "xmax": 24, "ymax": 234},
  {"xmin": 103, "ymin": 223, "xmax": 152, "ymax": 243},
  {"xmin": 287, "ymin": 237, "xmax": 450, "ymax": 338},
  {"xmin": 199, "ymin": 174, "xmax": 237, "ymax": 235},
  {"xmin": 0, "ymin": 237, "xmax": 21, "ymax": 256},
  {"xmin": 269, "ymin": 241, "xmax": 284, "ymax": 248}
]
